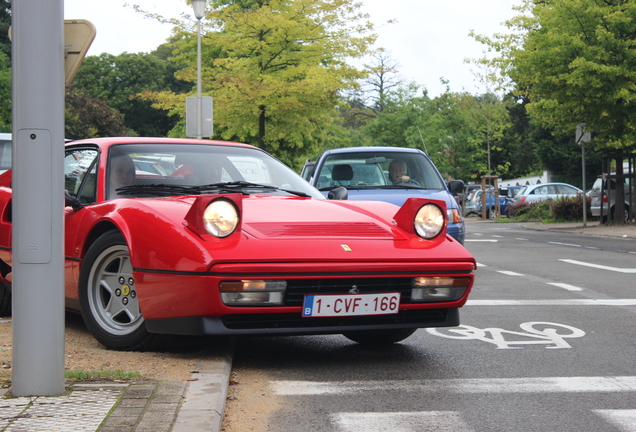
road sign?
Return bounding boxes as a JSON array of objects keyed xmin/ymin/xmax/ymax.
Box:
[
  {"xmin": 64, "ymin": 19, "xmax": 96, "ymax": 87},
  {"xmin": 576, "ymin": 122, "xmax": 591, "ymax": 144},
  {"xmin": 186, "ymin": 96, "xmax": 214, "ymax": 138},
  {"xmin": 9, "ymin": 19, "xmax": 96, "ymax": 87}
]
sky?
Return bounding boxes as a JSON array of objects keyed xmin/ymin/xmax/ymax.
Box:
[{"xmin": 63, "ymin": 0, "xmax": 522, "ymax": 97}]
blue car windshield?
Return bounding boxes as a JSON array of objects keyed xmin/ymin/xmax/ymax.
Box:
[{"xmin": 315, "ymin": 152, "xmax": 446, "ymax": 190}]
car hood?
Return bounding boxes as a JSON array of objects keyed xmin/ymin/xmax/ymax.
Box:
[
  {"xmin": 321, "ymin": 188, "xmax": 459, "ymax": 210},
  {"xmin": 110, "ymin": 195, "xmax": 473, "ymax": 272}
]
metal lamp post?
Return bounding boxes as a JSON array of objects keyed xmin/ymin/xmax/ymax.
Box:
[{"xmin": 192, "ymin": 0, "xmax": 206, "ymax": 139}]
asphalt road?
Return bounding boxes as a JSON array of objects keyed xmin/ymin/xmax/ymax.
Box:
[{"xmin": 225, "ymin": 222, "xmax": 636, "ymax": 432}]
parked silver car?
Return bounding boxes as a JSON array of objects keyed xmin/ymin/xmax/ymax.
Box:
[
  {"xmin": 590, "ymin": 174, "xmax": 634, "ymax": 222},
  {"xmin": 513, "ymin": 182, "xmax": 582, "ymax": 204}
]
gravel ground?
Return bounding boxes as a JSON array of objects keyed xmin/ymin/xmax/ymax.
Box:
[{"xmin": 0, "ymin": 312, "xmax": 202, "ymax": 383}]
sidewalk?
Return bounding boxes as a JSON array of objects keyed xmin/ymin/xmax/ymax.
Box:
[
  {"xmin": 0, "ymin": 341, "xmax": 234, "ymax": 432},
  {"xmin": 465, "ymin": 216, "xmax": 636, "ymax": 239}
]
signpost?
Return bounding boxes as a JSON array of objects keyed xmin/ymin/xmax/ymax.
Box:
[{"xmin": 576, "ymin": 123, "xmax": 591, "ymax": 227}]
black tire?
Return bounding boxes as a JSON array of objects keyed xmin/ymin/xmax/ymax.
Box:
[
  {"xmin": 608, "ymin": 206, "xmax": 630, "ymax": 223},
  {"xmin": 0, "ymin": 280, "xmax": 10, "ymax": 317},
  {"xmin": 79, "ymin": 231, "xmax": 158, "ymax": 351},
  {"xmin": 343, "ymin": 328, "xmax": 417, "ymax": 345}
]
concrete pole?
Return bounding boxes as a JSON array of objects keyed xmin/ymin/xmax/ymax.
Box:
[
  {"xmin": 11, "ymin": 0, "xmax": 66, "ymax": 396},
  {"xmin": 197, "ymin": 18, "xmax": 202, "ymax": 139}
]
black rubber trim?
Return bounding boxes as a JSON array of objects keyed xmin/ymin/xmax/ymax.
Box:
[{"xmin": 144, "ymin": 308, "xmax": 460, "ymax": 336}]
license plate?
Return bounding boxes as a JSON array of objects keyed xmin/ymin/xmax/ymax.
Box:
[{"xmin": 302, "ymin": 293, "xmax": 400, "ymax": 317}]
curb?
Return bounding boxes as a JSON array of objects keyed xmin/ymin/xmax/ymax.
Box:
[{"xmin": 173, "ymin": 338, "xmax": 235, "ymax": 432}]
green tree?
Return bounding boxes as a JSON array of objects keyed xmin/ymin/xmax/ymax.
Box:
[
  {"xmin": 73, "ymin": 52, "xmax": 183, "ymax": 136},
  {"xmin": 147, "ymin": 0, "xmax": 375, "ymax": 165},
  {"xmin": 420, "ymin": 90, "xmax": 505, "ymax": 182},
  {"xmin": 0, "ymin": 50, "xmax": 10, "ymax": 131},
  {"xmin": 475, "ymin": 0, "xmax": 636, "ymax": 150},
  {"xmin": 0, "ymin": 1, "xmax": 10, "ymax": 62},
  {"xmin": 65, "ymin": 88, "xmax": 130, "ymax": 139}
]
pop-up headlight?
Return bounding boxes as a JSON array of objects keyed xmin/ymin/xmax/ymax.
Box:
[
  {"xmin": 414, "ymin": 203, "xmax": 445, "ymax": 239},
  {"xmin": 203, "ymin": 199, "xmax": 239, "ymax": 237}
]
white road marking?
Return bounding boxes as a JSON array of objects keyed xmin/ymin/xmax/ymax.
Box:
[
  {"xmin": 332, "ymin": 412, "xmax": 474, "ymax": 432},
  {"xmin": 271, "ymin": 376, "xmax": 636, "ymax": 396},
  {"xmin": 476, "ymin": 262, "xmax": 487, "ymax": 267},
  {"xmin": 547, "ymin": 282, "xmax": 584, "ymax": 292},
  {"xmin": 560, "ymin": 259, "xmax": 636, "ymax": 273},
  {"xmin": 515, "ymin": 238, "xmax": 529, "ymax": 241},
  {"xmin": 593, "ymin": 410, "xmax": 636, "ymax": 432},
  {"xmin": 466, "ymin": 299, "xmax": 636, "ymax": 306},
  {"xmin": 497, "ymin": 270, "xmax": 524, "ymax": 276},
  {"xmin": 427, "ymin": 322, "xmax": 584, "ymax": 349},
  {"xmin": 492, "ymin": 235, "xmax": 503, "ymax": 238},
  {"xmin": 465, "ymin": 239, "xmax": 498, "ymax": 242},
  {"xmin": 549, "ymin": 242, "xmax": 581, "ymax": 247}
]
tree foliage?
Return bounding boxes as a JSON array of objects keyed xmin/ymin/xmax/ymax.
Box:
[
  {"xmin": 474, "ymin": 0, "xmax": 636, "ymax": 150},
  {"xmin": 0, "ymin": 1, "xmax": 10, "ymax": 62},
  {"xmin": 73, "ymin": 52, "xmax": 185, "ymax": 136},
  {"xmin": 65, "ymin": 88, "xmax": 130, "ymax": 139},
  {"xmin": 145, "ymin": 0, "xmax": 375, "ymax": 165},
  {"xmin": 0, "ymin": 50, "xmax": 10, "ymax": 131}
]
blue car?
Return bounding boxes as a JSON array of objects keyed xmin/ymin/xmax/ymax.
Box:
[
  {"xmin": 474, "ymin": 186, "xmax": 521, "ymax": 218},
  {"xmin": 305, "ymin": 147, "xmax": 466, "ymax": 244}
]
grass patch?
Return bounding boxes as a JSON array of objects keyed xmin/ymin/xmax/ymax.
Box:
[
  {"xmin": 0, "ymin": 370, "xmax": 143, "ymax": 386},
  {"xmin": 64, "ymin": 369, "xmax": 142, "ymax": 382}
]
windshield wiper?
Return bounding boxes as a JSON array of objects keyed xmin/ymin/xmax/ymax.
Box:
[
  {"xmin": 116, "ymin": 184, "xmax": 199, "ymax": 196},
  {"xmin": 194, "ymin": 181, "xmax": 311, "ymax": 197},
  {"xmin": 375, "ymin": 184, "xmax": 422, "ymax": 189},
  {"xmin": 117, "ymin": 181, "xmax": 311, "ymax": 198},
  {"xmin": 319, "ymin": 184, "xmax": 422, "ymax": 191}
]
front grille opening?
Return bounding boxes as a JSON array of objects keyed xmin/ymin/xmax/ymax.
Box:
[{"xmin": 284, "ymin": 277, "xmax": 413, "ymax": 307}]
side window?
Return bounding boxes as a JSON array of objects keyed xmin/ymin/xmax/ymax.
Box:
[
  {"xmin": 0, "ymin": 140, "xmax": 11, "ymax": 173},
  {"xmin": 65, "ymin": 149, "xmax": 98, "ymax": 204}
]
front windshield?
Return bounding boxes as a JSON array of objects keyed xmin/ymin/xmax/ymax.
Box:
[
  {"xmin": 315, "ymin": 151, "xmax": 446, "ymax": 190},
  {"xmin": 107, "ymin": 143, "xmax": 324, "ymax": 200}
]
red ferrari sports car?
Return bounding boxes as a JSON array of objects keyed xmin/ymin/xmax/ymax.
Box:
[{"xmin": 0, "ymin": 137, "xmax": 476, "ymax": 350}]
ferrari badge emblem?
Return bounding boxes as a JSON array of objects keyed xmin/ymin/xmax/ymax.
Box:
[{"xmin": 340, "ymin": 244, "xmax": 352, "ymax": 252}]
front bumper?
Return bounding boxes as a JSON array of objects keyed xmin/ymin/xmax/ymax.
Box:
[
  {"xmin": 145, "ymin": 308, "xmax": 460, "ymax": 335},
  {"xmin": 447, "ymin": 221, "xmax": 466, "ymax": 244}
]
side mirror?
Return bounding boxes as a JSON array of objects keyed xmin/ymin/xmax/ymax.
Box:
[
  {"xmin": 447, "ymin": 180, "xmax": 464, "ymax": 195},
  {"xmin": 65, "ymin": 190, "xmax": 84, "ymax": 211},
  {"xmin": 327, "ymin": 186, "xmax": 348, "ymax": 200}
]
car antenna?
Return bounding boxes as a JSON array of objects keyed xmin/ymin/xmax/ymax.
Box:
[{"xmin": 417, "ymin": 126, "xmax": 429, "ymax": 155}]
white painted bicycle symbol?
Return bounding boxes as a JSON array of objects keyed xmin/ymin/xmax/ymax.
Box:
[{"xmin": 426, "ymin": 322, "xmax": 585, "ymax": 349}]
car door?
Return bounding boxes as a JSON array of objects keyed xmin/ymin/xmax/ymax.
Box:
[{"xmin": 64, "ymin": 147, "xmax": 99, "ymax": 301}]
